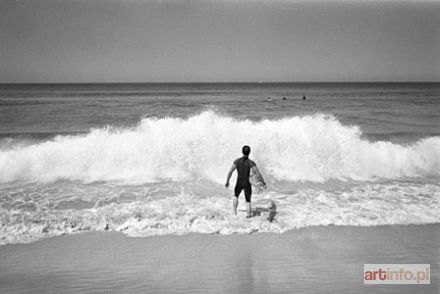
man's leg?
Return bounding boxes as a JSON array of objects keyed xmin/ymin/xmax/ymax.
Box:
[
  {"xmin": 245, "ymin": 183, "xmax": 252, "ymax": 217},
  {"xmin": 232, "ymin": 196, "xmax": 238, "ymax": 215},
  {"xmin": 233, "ymin": 184, "xmax": 242, "ymax": 216},
  {"xmin": 246, "ymin": 202, "xmax": 252, "ymax": 217}
]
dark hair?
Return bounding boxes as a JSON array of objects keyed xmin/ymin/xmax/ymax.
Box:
[{"xmin": 242, "ymin": 145, "xmax": 251, "ymax": 156}]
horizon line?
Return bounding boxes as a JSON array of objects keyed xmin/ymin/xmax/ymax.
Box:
[{"xmin": 1, "ymin": 81, "xmax": 439, "ymax": 85}]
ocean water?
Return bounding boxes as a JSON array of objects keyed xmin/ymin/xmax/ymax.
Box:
[{"xmin": 0, "ymin": 83, "xmax": 439, "ymax": 245}]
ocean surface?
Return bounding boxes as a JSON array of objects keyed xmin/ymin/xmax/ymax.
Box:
[{"xmin": 0, "ymin": 83, "xmax": 439, "ymax": 245}]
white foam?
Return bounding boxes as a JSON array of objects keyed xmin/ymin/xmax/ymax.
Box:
[
  {"xmin": 1, "ymin": 182, "xmax": 439, "ymax": 245},
  {"xmin": 0, "ymin": 111, "xmax": 439, "ymax": 184}
]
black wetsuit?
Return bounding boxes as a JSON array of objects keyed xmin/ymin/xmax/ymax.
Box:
[{"xmin": 233, "ymin": 156, "xmax": 256, "ymax": 202}]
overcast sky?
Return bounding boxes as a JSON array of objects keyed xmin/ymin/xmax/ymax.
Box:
[{"xmin": 0, "ymin": 0, "xmax": 439, "ymax": 82}]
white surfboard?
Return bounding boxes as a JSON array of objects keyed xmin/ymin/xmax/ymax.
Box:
[{"xmin": 249, "ymin": 167, "xmax": 265, "ymax": 193}]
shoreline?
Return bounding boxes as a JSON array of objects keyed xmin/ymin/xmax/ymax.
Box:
[{"xmin": 0, "ymin": 224, "xmax": 438, "ymax": 293}]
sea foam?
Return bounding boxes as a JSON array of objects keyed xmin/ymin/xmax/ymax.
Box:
[{"xmin": 1, "ymin": 182, "xmax": 439, "ymax": 245}]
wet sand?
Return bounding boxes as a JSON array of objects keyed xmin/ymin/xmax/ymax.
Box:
[{"xmin": 0, "ymin": 224, "xmax": 438, "ymax": 294}]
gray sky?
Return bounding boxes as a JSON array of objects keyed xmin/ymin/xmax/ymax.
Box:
[{"xmin": 0, "ymin": 0, "xmax": 439, "ymax": 82}]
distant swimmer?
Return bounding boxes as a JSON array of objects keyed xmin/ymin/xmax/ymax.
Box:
[
  {"xmin": 225, "ymin": 145, "xmax": 266, "ymax": 218},
  {"xmin": 266, "ymin": 96, "xmax": 273, "ymax": 101},
  {"xmin": 302, "ymin": 94, "xmax": 306, "ymax": 100},
  {"xmin": 282, "ymin": 97, "xmax": 287, "ymax": 100}
]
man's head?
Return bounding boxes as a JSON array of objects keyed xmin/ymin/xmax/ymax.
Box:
[{"xmin": 242, "ymin": 145, "xmax": 251, "ymax": 156}]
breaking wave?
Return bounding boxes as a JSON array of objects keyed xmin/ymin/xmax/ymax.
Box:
[{"xmin": 0, "ymin": 111, "xmax": 438, "ymax": 184}]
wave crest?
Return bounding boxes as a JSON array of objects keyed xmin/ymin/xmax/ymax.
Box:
[{"xmin": 0, "ymin": 111, "xmax": 438, "ymax": 184}]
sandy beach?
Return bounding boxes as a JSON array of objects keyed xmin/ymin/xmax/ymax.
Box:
[{"xmin": 0, "ymin": 224, "xmax": 438, "ymax": 294}]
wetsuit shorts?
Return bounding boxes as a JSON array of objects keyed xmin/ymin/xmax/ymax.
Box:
[{"xmin": 234, "ymin": 178, "xmax": 252, "ymax": 202}]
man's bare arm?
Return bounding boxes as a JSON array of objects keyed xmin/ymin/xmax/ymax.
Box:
[{"xmin": 225, "ymin": 164, "xmax": 236, "ymax": 187}]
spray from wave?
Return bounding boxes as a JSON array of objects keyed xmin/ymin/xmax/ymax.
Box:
[{"xmin": 0, "ymin": 111, "xmax": 439, "ymax": 184}]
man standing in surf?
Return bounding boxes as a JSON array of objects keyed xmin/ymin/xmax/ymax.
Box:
[{"xmin": 225, "ymin": 145, "xmax": 266, "ymax": 218}]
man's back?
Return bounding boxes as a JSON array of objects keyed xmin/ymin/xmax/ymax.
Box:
[{"xmin": 234, "ymin": 156, "xmax": 255, "ymax": 181}]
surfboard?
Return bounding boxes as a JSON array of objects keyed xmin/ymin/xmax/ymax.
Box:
[{"xmin": 249, "ymin": 167, "xmax": 265, "ymax": 193}]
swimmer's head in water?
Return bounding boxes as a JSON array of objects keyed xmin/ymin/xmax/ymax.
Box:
[{"xmin": 242, "ymin": 145, "xmax": 251, "ymax": 156}]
